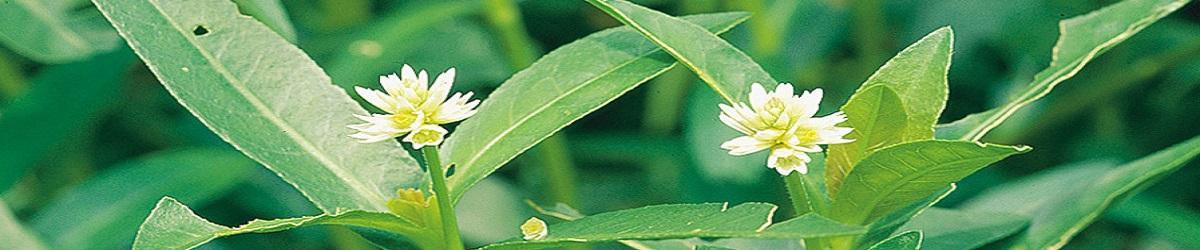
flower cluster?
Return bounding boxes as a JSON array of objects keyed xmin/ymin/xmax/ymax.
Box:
[
  {"xmin": 350, "ymin": 65, "xmax": 481, "ymax": 148},
  {"xmin": 718, "ymin": 83, "xmax": 853, "ymax": 175}
]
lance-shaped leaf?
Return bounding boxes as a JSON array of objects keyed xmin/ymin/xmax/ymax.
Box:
[
  {"xmin": 826, "ymin": 28, "xmax": 954, "ymax": 196},
  {"xmin": 962, "ymin": 135, "xmax": 1200, "ymax": 249},
  {"xmin": 28, "ymin": 148, "xmax": 254, "ymax": 250},
  {"xmin": 133, "ymin": 197, "xmax": 439, "ymax": 250},
  {"xmin": 898, "ymin": 208, "xmax": 1028, "ymax": 250},
  {"xmin": 0, "ymin": 200, "xmax": 46, "ymax": 250},
  {"xmin": 854, "ymin": 185, "xmax": 955, "ymax": 248},
  {"xmin": 584, "ymin": 0, "xmax": 776, "ymax": 103},
  {"xmin": 0, "ymin": 50, "xmax": 132, "ymax": 191},
  {"xmin": 480, "ymin": 203, "xmax": 865, "ymax": 250},
  {"xmin": 830, "ymin": 140, "xmax": 1029, "ymax": 225},
  {"xmin": 937, "ymin": 0, "xmax": 1190, "ymax": 141},
  {"xmin": 825, "ymin": 85, "xmax": 907, "ymax": 197},
  {"xmin": 0, "ymin": 0, "xmax": 120, "ymax": 63},
  {"xmin": 230, "ymin": 0, "xmax": 297, "ymax": 42},
  {"xmin": 867, "ymin": 231, "xmax": 922, "ymax": 250},
  {"xmin": 91, "ymin": 0, "xmax": 422, "ymax": 212},
  {"xmin": 440, "ymin": 12, "xmax": 751, "ymax": 204}
]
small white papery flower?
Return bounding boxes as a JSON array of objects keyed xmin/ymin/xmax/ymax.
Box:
[
  {"xmin": 718, "ymin": 83, "xmax": 853, "ymax": 176},
  {"xmin": 350, "ymin": 64, "xmax": 481, "ymax": 148},
  {"xmin": 521, "ymin": 217, "xmax": 548, "ymax": 241}
]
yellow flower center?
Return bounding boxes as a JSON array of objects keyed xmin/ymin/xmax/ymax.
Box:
[
  {"xmin": 795, "ymin": 128, "xmax": 819, "ymax": 144},
  {"xmin": 411, "ymin": 129, "xmax": 443, "ymax": 144}
]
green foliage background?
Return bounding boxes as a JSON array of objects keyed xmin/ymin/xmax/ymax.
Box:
[{"xmin": 1, "ymin": 0, "xmax": 1198, "ymax": 249}]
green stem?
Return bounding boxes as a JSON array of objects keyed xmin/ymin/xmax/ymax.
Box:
[
  {"xmin": 785, "ymin": 174, "xmax": 831, "ymax": 249},
  {"xmin": 422, "ymin": 147, "xmax": 464, "ymax": 250}
]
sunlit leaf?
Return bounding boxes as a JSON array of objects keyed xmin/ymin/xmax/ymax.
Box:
[
  {"xmin": 962, "ymin": 135, "xmax": 1200, "ymax": 249},
  {"xmin": 830, "ymin": 140, "xmax": 1029, "ymax": 225},
  {"xmin": 867, "ymin": 231, "xmax": 922, "ymax": 250},
  {"xmin": 30, "ymin": 149, "xmax": 255, "ymax": 250},
  {"xmin": 230, "ymin": 0, "xmax": 297, "ymax": 42},
  {"xmin": 825, "ymin": 85, "xmax": 907, "ymax": 197},
  {"xmin": 480, "ymin": 203, "xmax": 865, "ymax": 250},
  {"xmin": 91, "ymin": 0, "xmax": 422, "ymax": 212},
  {"xmin": 937, "ymin": 0, "xmax": 1190, "ymax": 141},
  {"xmin": 0, "ymin": 0, "xmax": 120, "ymax": 63},
  {"xmin": 440, "ymin": 12, "xmax": 750, "ymax": 204},
  {"xmin": 854, "ymin": 185, "xmax": 955, "ymax": 248}
]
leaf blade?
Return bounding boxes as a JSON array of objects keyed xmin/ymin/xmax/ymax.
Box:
[
  {"xmin": 0, "ymin": 0, "xmax": 120, "ymax": 63},
  {"xmin": 830, "ymin": 140, "xmax": 1029, "ymax": 225},
  {"xmin": 440, "ymin": 12, "xmax": 751, "ymax": 204},
  {"xmin": 825, "ymin": 85, "xmax": 908, "ymax": 197},
  {"xmin": 91, "ymin": 0, "xmax": 422, "ymax": 212},
  {"xmin": 898, "ymin": 208, "xmax": 1028, "ymax": 250}
]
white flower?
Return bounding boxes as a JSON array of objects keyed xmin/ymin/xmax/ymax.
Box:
[
  {"xmin": 718, "ymin": 83, "xmax": 853, "ymax": 176},
  {"xmin": 521, "ymin": 217, "xmax": 548, "ymax": 240},
  {"xmin": 350, "ymin": 64, "xmax": 481, "ymax": 148}
]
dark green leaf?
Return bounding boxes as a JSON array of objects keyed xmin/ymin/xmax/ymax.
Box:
[{"xmin": 899, "ymin": 208, "xmax": 1028, "ymax": 250}]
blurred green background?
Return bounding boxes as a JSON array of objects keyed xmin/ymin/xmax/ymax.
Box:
[{"xmin": 1, "ymin": 0, "xmax": 1198, "ymax": 249}]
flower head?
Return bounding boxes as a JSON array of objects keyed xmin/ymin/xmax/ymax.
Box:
[
  {"xmin": 521, "ymin": 217, "xmax": 548, "ymax": 240},
  {"xmin": 350, "ymin": 65, "xmax": 481, "ymax": 148},
  {"xmin": 718, "ymin": 83, "xmax": 853, "ymax": 175}
]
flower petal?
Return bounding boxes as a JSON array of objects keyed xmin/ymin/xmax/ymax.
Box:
[{"xmin": 720, "ymin": 136, "xmax": 771, "ymax": 156}]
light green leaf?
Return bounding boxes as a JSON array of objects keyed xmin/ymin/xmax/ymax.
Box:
[
  {"xmin": 230, "ymin": 0, "xmax": 297, "ymax": 42},
  {"xmin": 29, "ymin": 149, "xmax": 255, "ymax": 250},
  {"xmin": 0, "ymin": 200, "xmax": 46, "ymax": 250},
  {"xmin": 91, "ymin": 0, "xmax": 422, "ymax": 212},
  {"xmin": 825, "ymin": 85, "xmax": 908, "ymax": 197},
  {"xmin": 826, "ymin": 27, "xmax": 954, "ymax": 197},
  {"xmin": 830, "ymin": 140, "xmax": 1029, "ymax": 225},
  {"xmin": 584, "ymin": 0, "xmax": 776, "ymax": 103},
  {"xmin": 868, "ymin": 231, "xmax": 922, "ymax": 250},
  {"xmin": 0, "ymin": 50, "xmax": 133, "ymax": 191},
  {"xmin": 480, "ymin": 203, "xmax": 865, "ymax": 250},
  {"xmin": 963, "ymin": 135, "xmax": 1200, "ymax": 249},
  {"xmin": 133, "ymin": 197, "xmax": 437, "ymax": 250},
  {"xmin": 0, "ymin": 0, "xmax": 120, "ymax": 63},
  {"xmin": 937, "ymin": 0, "xmax": 1190, "ymax": 141},
  {"xmin": 898, "ymin": 208, "xmax": 1028, "ymax": 250},
  {"xmin": 440, "ymin": 12, "xmax": 751, "ymax": 204}
]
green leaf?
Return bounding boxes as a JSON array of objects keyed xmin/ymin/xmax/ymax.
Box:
[
  {"xmin": 1107, "ymin": 195, "xmax": 1200, "ymax": 250},
  {"xmin": 867, "ymin": 231, "xmax": 922, "ymax": 250},
  {"xmin": 584, "ymin": 0, "xmax": 776, "ymax": 103},
  {"xmin": 28, "ymin": 148, "xmax": 255, "ymax": 250},
  {"xmin": 0, "ymin": 50, "xmax": 133, "ymax": 191},
  {"xmin": 937, "ymin": 0, "xmax": 1190, "ymax": 141},
  {"xmin": 91, "ymin": 0, "xmax": 423, "ymax": 212},
  {"xmin": 230, "ymin": 0, "xmax": 297, "ymax": 42},
  {"xmin": 963, "ymin": 135, "xmax": 1200, "ymax": 249},
  {"xmin": 898, "ymin": 208, "xmax": 1028, "ymax": 250},
  {"xmin": 133, "ymin": 197, "xmax": 438, "ymax": 250},
  {"xmin": 826, "ymin": 27, "xmax": 954, "ymax": 197},
  {"xmin": 855, "ymin": 185, "xmax": 955, "ymax": 248},
  {"xmin": 480, "ymin": 203, "xmax": 865, "ymax": 250},
  {"xmin": 0, "ymin": 200, "xmax": 47, "ymax": 250},
  {"xmin": 440, "ymin": 12, "xmax": 751, "ymax": 204},
  {"xmin": 825, "ymin": 85, "xmax": 908, "ymax": 197},
  {"xmin": 830, "ymin": 140, "xmax": 1029, "ymax": 225},
  {"xmin": 0, "ymin": 0, "xmax": 120, "ymax": 63}
]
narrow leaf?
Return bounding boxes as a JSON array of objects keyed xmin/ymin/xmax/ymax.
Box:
[
  {"xmin": 0, "ymin": 50, "xmax": 133, "ymax": 191},
  {"xmin": 585, "ymin": 0, "xmax": 776, "ymax": 103},
  {"xmin": 92, "ymin": 0, "xmax": 422, "ymax": 212},
  {"xmin": 867, "ymin": 231, "xmax": 922, "ymax": 250},
  {"xmin": 855, "ymin": 185, "xmax": 955, "ymax": 248},
  {"xmin": 440, "ymin": 13, "xmax": 751, "ymax": 204},
  {"xmin": 898, "ymin": 208, "xmax": 1028, "ymax": 250},
  {"xmin": 0, "ymin": 0, "xmax": 120, "ymax": 63},
  {"xmin": 29, "ymin": 149, "xmax": 255, "ymax": 250},
  {"xmin": 0, "ymin": 200, "xmax": 46, "ymax": 250},
  {"xmin": 938, "ymin": 0, "xmax": 1190, "ymax": 141},
  {"xmin": 825, "ymin": 85, "xmax": 907, "ymax": 197},
  {"xmin": 963, "ymin": 135, "xmax": 1200, "ymax": 249},
  {"xmin": 133, "ymin": 197, "xmax": 437, "ymax": 250},
  {"xmin": 830, "ymin": 140, "xmax": 1029, "ymax": 225},
  {"xmin": 480, "ymin": 203, "xmax": 865, "ymax": 250}
]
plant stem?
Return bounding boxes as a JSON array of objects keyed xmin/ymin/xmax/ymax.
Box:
[
  {"xmin": 785, "ymin": 174, "xmax": 831, "ymax": 249},
  {"xmin": 422, "ymin": 147, "xmax": 464, "ymax": 250}
]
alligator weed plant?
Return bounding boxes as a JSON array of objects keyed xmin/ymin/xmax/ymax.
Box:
[{"xmin": 2, "ymin": 0, "xmax": 1199, "ymax": 249}]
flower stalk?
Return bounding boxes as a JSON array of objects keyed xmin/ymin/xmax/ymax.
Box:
[{"xmin": 422, "ymin": 147, "xmax": 464, "ymax": 250}]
